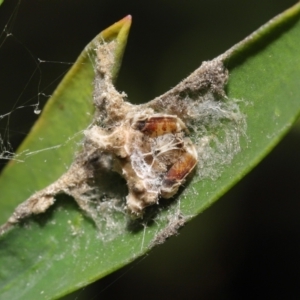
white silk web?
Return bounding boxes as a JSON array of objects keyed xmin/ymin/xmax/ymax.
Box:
[{"xmin": 0, "ymin": 0, "xmax": 74, "ymax": 166}]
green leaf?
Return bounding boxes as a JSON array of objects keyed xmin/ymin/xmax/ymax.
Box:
[
  {"xmin": 1, "ymin": 2, "xmax": 300, "ymax": 299},
  {"xmin": 180, "ymin": 2, "xmax": 300, "ymax": 217}
]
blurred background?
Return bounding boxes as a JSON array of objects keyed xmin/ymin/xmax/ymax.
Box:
[{"xmin": 1, "ymin": 0, "xmax": 299, "ymax": 299}]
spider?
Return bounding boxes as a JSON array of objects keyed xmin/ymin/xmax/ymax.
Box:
[
  {"xmin": 133, "ymin": 115, "xmax": 198, "ymax": 198},
  {"xmin": 113, "ymin": 114, "xmax": 198, "ymax": 216},
  {"xmin": 86, "ymin": 113, "xmax": 198, "ymax": 217}
]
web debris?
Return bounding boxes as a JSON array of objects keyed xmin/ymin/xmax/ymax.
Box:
[{"xmin": 0, "ymin": 11, "xmax": 247, "ymax": 244}]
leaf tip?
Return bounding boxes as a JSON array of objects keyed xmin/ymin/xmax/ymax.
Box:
[
  {"xmin": 115, "ymin": 15, "xmax": 132, "ymax": 29},
  {"xmin": 118, "ymin": 14, "xmax": 132, "ymax": 31},
  {"xmin": 124, "ymin": 14, "xmax": 132, "ymax": 21}
]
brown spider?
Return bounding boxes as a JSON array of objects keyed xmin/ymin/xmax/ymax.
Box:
[{"xmin": 86, "ymin": 114, "xmax": 198, "ymax": 216}]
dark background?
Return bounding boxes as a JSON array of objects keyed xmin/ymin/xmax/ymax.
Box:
[{"xmin": 1, "ymin": 0, "xmax": 300, "ymax": 299}]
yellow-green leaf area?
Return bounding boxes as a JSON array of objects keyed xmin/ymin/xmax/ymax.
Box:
[{"xmin": 0, "ymin": 16, "xmax": 131, "ymax": 224}]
